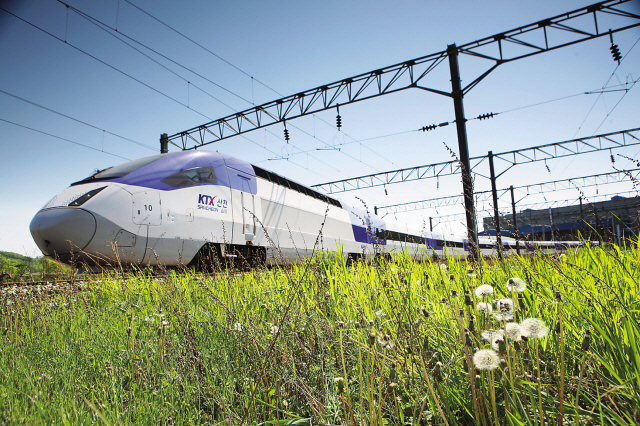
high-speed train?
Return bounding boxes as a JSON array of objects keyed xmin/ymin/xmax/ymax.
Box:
[{"xmin": 29, "ymin": 150, "xmax": 577, "ymax": 268}]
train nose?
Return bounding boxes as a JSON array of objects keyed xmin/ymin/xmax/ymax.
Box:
[{"xmin": 30, "ymin": 208, "xmax": 97, "ymax": 262}]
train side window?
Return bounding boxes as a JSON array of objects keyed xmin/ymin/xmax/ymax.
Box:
[{"xmin": 162, "ymin": 166, "xmax": 218, "ymax": 187}]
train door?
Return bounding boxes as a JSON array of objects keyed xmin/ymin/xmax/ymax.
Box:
[
  {"xmin": 239, "ymin": 175, "xmax": 256, "ymax": 242},
  {"xmin": 132, "ymin": 190, "xmax": 162, "ymax": 264}
]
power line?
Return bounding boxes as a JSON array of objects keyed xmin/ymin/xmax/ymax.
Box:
[
  {"xmin": 58, "ymin": 3, "xmax": 346, "ymax": 175},
  {"xmin": 60, "ymin": 1, "xmax": 251, "ymax": 109},
  {"xmin": 0, "ymin": 118, "xmax": 130, "ymax": 160},
  {"xmin": 0, "ymin": 7, "xmax": 215, "ymax": 122},
  {"xmin": 574, "ymin": 35, "xmax": 640, "ymax": 137},
  {"xmin": 122, "ymin": 0, "xmax": 283, "ymax": 100},
  {"xmin": 0, "ymin": 5, "xmax": 330, "ymax": 177},
  {"xmin": 0, "ymin": 89, "xmax": 156, "ymax": 151},
  {"xmin": 71, "ymin": 2, "xmax": 398, "ymax": 172}
]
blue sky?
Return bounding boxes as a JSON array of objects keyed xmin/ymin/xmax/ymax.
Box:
[{"xmin": 1, "ymin": 0, "xmax": 639, "ymax": 255}]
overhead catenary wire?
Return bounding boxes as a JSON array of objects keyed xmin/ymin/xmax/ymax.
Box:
[
  {"xmin": 63, "ymin": 2, "xmax": 399, "ymax": 176},
  {"xmin": 0, "ymin": 89, "xmax": 156, "ymax": 151},
  {"xmin": 122, "ymin": 0, "xmax": 283, "ymax": 100},
  {"xmin": 0, "ymin": 6, "xmax": 332, "ymax": 179},
  {"xmin": 0, "ymin": 118, "xmax": 130, "ymax": 160},
  {"xmin": 97, "ymin": 0, "xmax": 399, "ymax": 171},
  {"xmin": 58, "ymin": 2, "xmax": 344, "ymax": 175},
  {"xmin": 0, "ymin": 7, "xmax": 214, "ymax": 123},
  {"xmin": 60, "ymin": 1, "xmax": 250, "ymax": 110},
  {"xmin": 574, "ymin": 35, "xmax": 640, "ymax": 137}
]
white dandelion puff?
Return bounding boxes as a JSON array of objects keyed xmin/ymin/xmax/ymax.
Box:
[
  {"xmin": 233, "ymin": 323, "xmax": 243, "ymax": 332},
  {"xmin": 269, "ymin": 325, "xmax": 279, "ymax": 335},
  {"xmin": 473, "ymin": 349, "xmax": 500, "ymax": 370},
  {"xmin": 506, "ymin": 278, "xmax": 527, "ymax": 292},
  {"xmin": 520, "ymin": 318, "xmax": 549, "ymax": 339},
  {"xmin": 504, "ymin": 322, "xmax": 522, "ymax": 341},
  {"xmin": 475, "ymin": 284, "xmax": 494, "ymax": 298},
  {"xmin": 476, "ymin": 302, "xmax": 493, "ymax": 314},
  {"xmin": 440, "ymin": 264, "xmax": 448, "ymax": 270},
  {"xmin": 481, "ymin": 329, "xmax": 504, "ymax": 341}
]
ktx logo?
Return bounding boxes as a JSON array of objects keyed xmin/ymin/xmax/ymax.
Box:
[{"xmin": 198, "ymin": 194, "xmax": 217, "ymax": 205}]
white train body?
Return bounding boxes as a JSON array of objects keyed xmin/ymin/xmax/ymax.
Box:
[{"xmin": 30, "ymin": 151, "xmax": 578, "ymax": 267}]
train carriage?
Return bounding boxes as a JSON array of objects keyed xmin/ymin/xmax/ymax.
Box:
[{"xmin": 29, "ymin": 150, "xmax": 579, "ymax": 268}]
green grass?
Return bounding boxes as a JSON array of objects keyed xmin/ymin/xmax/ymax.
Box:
[{"xmin": 1, "ymin": 241, "xmax": 639, "ymax": 425}]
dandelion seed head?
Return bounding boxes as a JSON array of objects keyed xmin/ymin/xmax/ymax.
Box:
[
  {"xmin": 520, "ymin": 318, "xmax": 549, "ymax": 339},
  {"xmin": 233, "ymin": 323, "xmax": 243, "ymax": 332},
  {"xmin": 477, "ymin": 302, "xmax": 493, "ymax": 314},
  {"xmin": 269, "ymin": 325, "xmax": 279, "ymax": 335},
  {"xmin": 481, "ymin": 329, "xmax": 504, "ymax": 341},
  {"xmin": 475, "ymin": 284, "xmax": 494, "ymax": 298},
  {"xmin": 440, "ymin": 264, "xmax": 448, "ymax": 270},
  {"xmin": 506, "ymin": 278, "xmax": 527, "ymax": 292},
  {"xmin": 473, "ymin": 349, "xmax": 500, "ymax": 370},
  {"xmin": 504, "ymin": 322, "xmax": 522, "ymax": 341},
  {"xmin": 493, "ymin": 313, "xmax": 514, "ymax": 322}
]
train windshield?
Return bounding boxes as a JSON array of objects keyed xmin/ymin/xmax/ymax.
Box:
[{"xmin": 72, "ymin": 154, "xmax": 168, "ymax": 185}]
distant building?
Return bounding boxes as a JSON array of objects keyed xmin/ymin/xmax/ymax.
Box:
[{"xmin": 480, "ymin": 195, "xmax": 639, "ymax": 243}]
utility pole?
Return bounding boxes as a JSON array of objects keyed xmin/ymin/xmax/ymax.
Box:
[
  {"xmin": 510, "ymin": 185, "xmax": 520, "ymax": 255},
  {"xmin": 447, "ymin": 43, "xmax": 478, "ymax": 260},
  {"xmin": 488, "ymin": 151, "xmax": 503, "ymax": 259},
  {"xmin": 429, "ymin": 217, "xmax": 433, "ymax": 232}
]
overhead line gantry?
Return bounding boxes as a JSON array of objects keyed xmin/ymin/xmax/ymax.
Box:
[{"xmin": 163, "ymin": 0, "xmax": 640, "ymax": 259}]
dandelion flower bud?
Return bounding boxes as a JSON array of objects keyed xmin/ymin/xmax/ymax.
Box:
[
  {"xmin": 473, "ymin": 349, "xmax": 500, "ymax": 370},
  {"xmin": 580, "ymin": 330, "xmax": 591, "ymax": 351},
  {"xmin": 421, "ymin": 306, "xmax": 430, "ymax": 318},
  {"xmin": 451, "ymin": 289, "xmax": 458, "ymax": 297},
  {"xmin": 520, "ymin": 318, "xmax": 549, "ymax": 339},
  {"xmin": 126, "ymin": 327, "xmax": 131, "ymax": 336},
  {"xmin": 506, "ymin": 278, "xmax": 527, "ymax": 292},
  {"xmin": 368, "ymin": 332, "xmax": 376, "ymax": 347},
  {"xmin": 422, "ymin": 336, "xmax": 430, "ymax": 351},
  {"xmin": 555, "ymin": 291, "xmax": 561, "ymax": 301},
  {"xmin": 388, "ymin": 382, "xmax": 398, "ymax": 390},
  {"xmin": 334, "ymin": 377, "xmax": 345, "ymax": 393},
  {"xmin": 475, "ymin": 284, "xmax": 494, "ymax": 298},
  {"xmin": 464, "ymin": 291, "xmax": 472, "ymax": 306}
]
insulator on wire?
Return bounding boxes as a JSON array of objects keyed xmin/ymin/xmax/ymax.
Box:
[
  {"xmin": 477, "ymin": 112, "xmax": 495, "ymax": 121},
  {"xmin": 609, "ymin": 31, "xmax": 622, "ymax": 64},
  {"xmin": 610, "ymin": 43, "xmax": 622, "ymax": 64},
  {"xmin": 283, "ymin": 122, "xmax": 290, "ymax": 142},
  {"xmin": 336, "ymin": 104, "xmax": 342, "ymax": 131},
  {"xmin": 421, "ymin": 124, "xmax": 437, "ymax": 132}
]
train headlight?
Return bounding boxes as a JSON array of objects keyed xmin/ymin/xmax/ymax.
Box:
[{"xmin": 68, "ymin": 186, "xmax": 107, "ymax": 207}]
